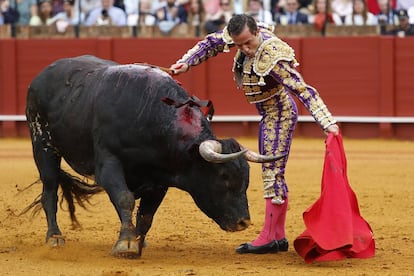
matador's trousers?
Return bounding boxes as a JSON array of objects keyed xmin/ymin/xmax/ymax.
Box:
[{"xmin": 256, "ymin": 92, "xmax": 298, "ymax": 202}]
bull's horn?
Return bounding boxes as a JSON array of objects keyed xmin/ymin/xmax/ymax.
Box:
[
  {"xmin": 243, "ymin": 149, "xmax": 287, "ymax": 163},
  {"xmin": 199, "ymin": 140, "xmax": 247, "ymax": 163}
]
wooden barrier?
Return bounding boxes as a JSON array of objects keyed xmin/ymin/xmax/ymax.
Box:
[
  {"xmin": 1, "ymin": 36, "xmax": 414, "ymax": 139},
  {"xmin": 0, "ymin": 24, "xmax": 389, "ymax": 39},
  {"xmin": 0, "ymin": 25, "xmax": 11, "ymax": 38},
  {"xmin": 325, "ymin": 25, "xmax": 380, "ymax": 36},
  {"xmin": 17, "ymin": 25, "xmax": 74, "ymax": 39},
  {"xmin": 274, "ymin": 25, "xmax": 322, "ymax": 37},
  {"xmin": 78, "ymin": 26, "xmax": 132, "ymax": 38}
]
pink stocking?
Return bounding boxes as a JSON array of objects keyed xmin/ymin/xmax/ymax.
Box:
[{"xmin": 251, "ymin": 197, "xmax": 289, "ymax": 246}]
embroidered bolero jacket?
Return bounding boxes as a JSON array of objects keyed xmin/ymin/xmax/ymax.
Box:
[{"xmin": 176, "ymin": 24, "xmax": 336, "ymax": 130}]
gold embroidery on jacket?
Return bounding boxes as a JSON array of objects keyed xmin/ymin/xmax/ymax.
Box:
[{"xmin": 253, "ymin": 37, "xmax": 296, "ymax": 78}]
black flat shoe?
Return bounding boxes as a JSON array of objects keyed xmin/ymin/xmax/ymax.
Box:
[
  {"xmin": 277, "ymin": 238, "xmax": 289, "ymax": 252},
  {"xmin": 236, "ymin": 240, "xmax": 279, "ymax": 254}
]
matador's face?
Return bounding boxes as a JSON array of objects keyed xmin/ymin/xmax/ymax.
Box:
[{"xmin": 231, "ymin": 25, "xmax": 260, "ymax": 59}]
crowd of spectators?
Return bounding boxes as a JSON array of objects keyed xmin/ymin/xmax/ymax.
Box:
[{"xmin": 1, "ymin": 0, "xmax": 413, "ymax": 36}]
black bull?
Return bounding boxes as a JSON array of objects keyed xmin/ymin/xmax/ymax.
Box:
[{"xmin": 25, "ymin": 55, "xmax": 284, "ymax": 258}]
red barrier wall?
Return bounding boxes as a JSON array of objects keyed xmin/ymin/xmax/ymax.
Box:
[{"xmin": 1, "ymin": 36, "xmax": 413, "ymax": 139}]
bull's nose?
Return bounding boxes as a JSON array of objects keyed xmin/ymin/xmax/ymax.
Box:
[{"xmin": 236, "ymin": 218, "xmax": 251, "ymax": 231}]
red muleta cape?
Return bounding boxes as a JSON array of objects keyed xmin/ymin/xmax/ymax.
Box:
[{"xmin": 294, "ymin": 132, "xmax": 375, "ymax": 263}]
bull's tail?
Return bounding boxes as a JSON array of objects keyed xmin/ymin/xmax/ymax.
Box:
[
  {"xmin": 58, "ymin": 170, "xmax": 103, "ymax": 228},
  {"xmin": 19, "ymin": 169, "xmax": 103, "ymax": 228}
]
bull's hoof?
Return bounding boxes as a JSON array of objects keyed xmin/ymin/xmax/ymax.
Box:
[
  {"xmin": 46, "ymin": 235, "xmax": 65, "ymax": 247},
  {"xmin": 111, "ymin": 239, "xmax": 140, "ymax": 259}
]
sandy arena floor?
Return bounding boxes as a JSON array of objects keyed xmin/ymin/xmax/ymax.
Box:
[{"xmin": 0, "ymin": 137, "xmax": 413, "ymax": 276}]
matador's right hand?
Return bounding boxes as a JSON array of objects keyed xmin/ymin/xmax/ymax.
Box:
[
  {"xmin": 169, "ymin": 63, "xmax": 189, "ymax": 75},
  {"xmin": 325, "ymin": 124, "xmax": 340, "ymax": 136}
]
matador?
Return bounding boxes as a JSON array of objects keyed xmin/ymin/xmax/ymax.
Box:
[{"xmin": 170, "ymin": 14, "xmax": 339, "ymax": 254}]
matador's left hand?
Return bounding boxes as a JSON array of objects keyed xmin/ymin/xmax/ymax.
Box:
[
  {"xmin": 169, "ymin": 63, "xmax": 189, "ymax": 75},
  {"xmin": 325, "ymin": 124, "xmax": 339, "ymax": 136}
]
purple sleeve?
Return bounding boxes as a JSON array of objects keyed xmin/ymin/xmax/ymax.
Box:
[
  {"xmin": 269, "ymin": 61, "xmax": 336, "ymax": 130},
  {"xmin": 177, "ymin": 31, "xmax": 229, "ymax": 67}
]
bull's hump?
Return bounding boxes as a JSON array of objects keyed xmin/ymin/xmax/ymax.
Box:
[{"xmin": 105, "ymin": 64, "xmax": 171, "ymax": 79}]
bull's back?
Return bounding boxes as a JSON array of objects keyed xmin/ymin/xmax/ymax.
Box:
[
  {"xmin": 27, "ymin": 55, "xmax": 179, "ymax": 127},
  {"xmin": 26, "ymin": 55, "xmax": 193, "ymax": 175},
  {"xmin": 27, "ymin": 55, "xmax": 116, "ymax": 107}
]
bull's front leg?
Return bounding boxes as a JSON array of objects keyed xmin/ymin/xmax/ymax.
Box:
[
  {"xmin": 109, "ymin": 190, "xmax": 138, "ymax": 258},
  {"xmin": 135, "ymin": 187, "xmax": 168, "ymax": 256},
  {"xmin": 95, "ymin": 155, "xmax": 139, "ymax": 258}
]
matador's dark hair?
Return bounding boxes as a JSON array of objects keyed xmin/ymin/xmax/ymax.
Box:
[{"xmin": 227, "ymin": 14, "xmax": 258, "ymax": 36}]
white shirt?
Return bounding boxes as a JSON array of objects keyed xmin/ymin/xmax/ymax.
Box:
[
  {"xmin": 344, "ymin": 13, "xmax": 378, "ymax": 25},
  {"xmin": 73, "ymin": 0, "xmax": 102, "ymax": 15},
  {"xmin": 248, "ymin": 9, "xmax": 274, "ymax": 25},
  {"xmin": 397, "ymin": 0, "xmax": 414, "ymax": 10},
  {"xmin": 50, "ymin": 11, "xmax": 85, "ymax": 25},
  {"xmin": 331, "ymin": 0, "xmax": 353, "ymax": 17},
  {"xmin": 124, "ymin": 0, "xmax": 139, "ymax": 15},
  {"xmin": 233, "ymin": 0, "xmax": 244, "ymax": 14}
]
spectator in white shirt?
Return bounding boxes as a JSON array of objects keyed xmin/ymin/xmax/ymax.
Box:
[
  {"xmin": 344, "ymin": 0, "xmax": 377, "ymax": 25},
  {"xmin": 73, "ymin": 0, "xmax": 101, "ymax": 19},
  {"xmin": 85, "ymin": 0, "xmax": 127, "ymax": 26},
  {"xmin": 331, "ymin": 0, "xmax": 353, "ymax": 23},
  {"xmin": 50, "ymin": 0, "xmax": 85, "ymax": 30},
  {"xmin": 396, "ymin": 0, "xmax": 414, "ymax": 10},
  {"xmin": 246, "ymin": 0, "xmax": 274, "ymax": 24}
]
